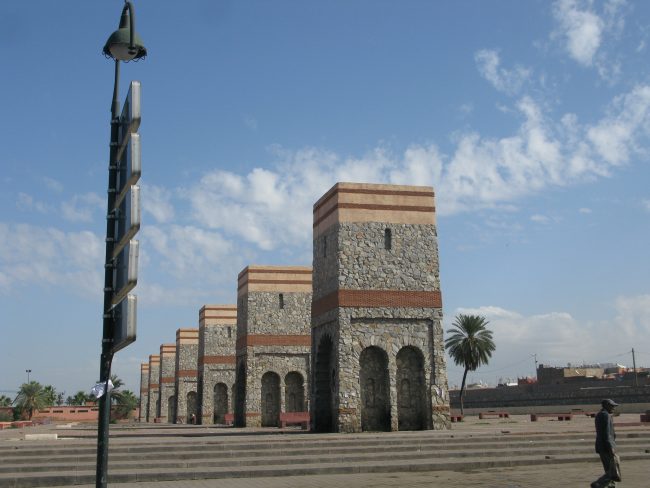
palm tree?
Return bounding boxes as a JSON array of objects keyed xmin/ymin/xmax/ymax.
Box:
[
  {"xmin": 42, "ymin": 385, "xmax": 57, "ymax": 407},
  {"xmin": 68, "ymin": 391, "xmax": 91, "ymax": 406},
  {"xmin": 112, "ymin": 390, "xmax": 138, "ymax": 420},
  {"xmin": 0, "ymin": 395, "xmax": 12, "ymax": 407},
  {"xmin": 109, "ymin": 374, "xmax": 125, "ymax": 405},
  {"xmin": 14, "ymin": 382, "xmax": 49, "ymax": 420},
  {"xmin": 445, "ymin": 314, "xmax": 496, "ymax": 416}
]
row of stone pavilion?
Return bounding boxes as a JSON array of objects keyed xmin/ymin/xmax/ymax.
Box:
[{"xmin": 139, "ymin": 182, "xmax": 451, "ymax": 432}]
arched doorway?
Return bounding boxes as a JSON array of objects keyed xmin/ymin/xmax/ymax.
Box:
[
  {"xmin": 360, "ymin": 346, "xmax": 391, "ymax": 432},
  {"xmin": 396, "ymin": 346, "xmax": 426, "ymax": 430},
  {"xmin": 285, "ymin": 372, "xmax": 305, "ymax": 412},
  {"xmin": 213, "ymin": 383, "xmax": 229, "ymax": 424},
  {"xmin": 261, "ymin": 371, "xmax": 280, "ymax": 427},
  {"xmin": 314, "ymin": 335, "xmax": 334, "ymax": 432},
  {"xmin": 187, "ymin": 391, "xmax": 198, "ymax": 424},
  {"xmin": 167, "ymin": 395, "xmax": 175, "ymax": 423}
]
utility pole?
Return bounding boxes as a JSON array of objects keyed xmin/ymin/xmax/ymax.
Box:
[
  {"xmin": 632, "ymin": 348, "xmax": 638, "ymax": 387},
  {"xmin": 532, "ymin": 354, "xmax": 538, "ymax": 379}
]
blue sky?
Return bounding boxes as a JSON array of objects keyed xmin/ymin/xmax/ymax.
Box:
[{"xmin": 1, "ymin": 0, "xmax": 649, "ymax": 397}]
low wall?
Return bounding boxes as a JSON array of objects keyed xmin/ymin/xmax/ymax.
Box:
[{"xmin": 451, "ymin": 383, "xmax": 650, "ymax": 413}]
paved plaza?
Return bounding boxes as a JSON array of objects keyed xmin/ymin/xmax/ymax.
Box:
[{"xmin": 2, "ymin": 413, "xmax": 648, "ymax": 488}]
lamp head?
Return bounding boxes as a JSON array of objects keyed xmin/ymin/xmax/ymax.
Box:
[{"xmin": 103, "ymin": 6, "xmax": 147, "ymax": 61}]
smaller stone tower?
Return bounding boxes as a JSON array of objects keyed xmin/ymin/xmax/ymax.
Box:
[
  {"xmin": 197, "ymin": 305, "xmax": 237, "ymax": 425},
  {"xmin": 158, "ymin": 343, "xmax": 177, "ymax": 423},
  {"xmin": 234, "ymin": 265, "xmax": 312, "ymax": 427},
  {"xmin": 139, "ymin": 362, "xmax": 149, "ymax": 423},
  {"xmin": 174, "ymin": 328, "xmax": 199, "ymax": 423},
  {"xmin": 147, "ymin": 355, "xmax": 160, "ymax": 423}
]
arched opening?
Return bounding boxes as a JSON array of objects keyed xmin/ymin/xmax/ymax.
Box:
[
  {"xmin": 167, "ymin": 395, "xmax": 175, "ymax": 423},
  {"xmin": 213, "ymin": 383, "xmax": 229, "ymax": 424},
  {"xmin": 235, "ymin": 361, "xmax": 246, "ymax": 427},
  {"xmin": 396, "ymin": 346, "xmax": 427, "ymax": 431},
  {"xmin": 314, "ymin": 334, "xmax": 334, "ymax": 433},
  {"xmin": 261, "ymin": 371, "xmax": 281, "ymax": 427},
  {"xmin": 186, "ymin": 391, "xmax": 198, "ymax": 424},
  {"xmin": 360, "ymin": 346, "xmax": 391, "ymax": 432},
  {"xmin": 284, "ymin": 372, "xmax": 305, "ymax": 412}
]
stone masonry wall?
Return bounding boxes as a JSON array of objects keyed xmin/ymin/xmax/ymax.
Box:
[
  {"xmin": 175, "ymin": 329, "xmax": 199, "ymax": 423},
  {"xmin": 311, "ymin": 183, "xmax": 449, "ymax": 433},
  {"xmin": 158, "ymin": 344, "xmax": 176, "ymax": 423},
  {"xmin": 139, "ymin": 363, "xmax": 149, "ymax": 422},
  {"xmin": 235, "ymin": 266, "xmax": 312, "ymax": 427},
  {"xmin": 147, "ymin": 355, "xmax": 160, "ymax": 423},
  {"xmin": 199, "ymin": 305, "xmax": 237, "ymax": 425}
]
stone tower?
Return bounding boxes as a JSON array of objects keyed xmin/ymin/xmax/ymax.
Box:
[
  {"xmin": 311, "ymin": 182, "xmax": 449, "ymax": 433},
  {"xmin": 158, "ymin": 343, "xmax": 176, "ymax": 423},
  {"xmin": 234, "ymin": 265, "xmax": 312, "ymax": 427},
  {"xmin": 197, "ymin": 304, "xmax": 237, "ymax": 425},
  {"xmin": 174, "ymin": 328, "xmax": 199, "ymax": 423},
  {"xmin": 139, "ymin": 362, "xmax": 149, "ymax": 423},
  {"xmin": 147, "ymin": 355, "xmax": 160, "ymax": 422}
]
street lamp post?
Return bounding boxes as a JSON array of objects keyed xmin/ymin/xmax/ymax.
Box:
[
  {"xmin": 96, "ymin": 3, "xmax": 146, "ymax": 488},
  {"xmin": 25, "ymin": 369, "xmax": 31, "ymax": 383}
]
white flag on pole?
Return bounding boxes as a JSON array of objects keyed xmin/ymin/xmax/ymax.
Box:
[{"xmin": 91, "ymin": 379, "xmax": 114, "ymax": 399}]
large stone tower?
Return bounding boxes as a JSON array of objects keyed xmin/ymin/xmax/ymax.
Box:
[
  {"xmin": 311, "ymin": 182, "xmax": 449, "ymax": 433},
  {"xmin": 147, "ymin": 355, "xmax": 160, "ymax": 422},
  {"xmin": 158, "ymin": 343, "xmax": 176, "ymax": 423},
  {"xmin": 139, "ymin": 362, "xmax": 149, "ymax": 422},
  {"xmin": 197, "ymin": 304, "xmax": 237, "ymax": 425},
  {"xmin": 234, "ymin": 265, "xmax": 312, "ymax": 427},
  {"xmin": 174, "ymin": 328, "xmax": 199, "ymax": 423}
]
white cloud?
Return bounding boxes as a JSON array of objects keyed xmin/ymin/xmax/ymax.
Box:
[
  {"xmin": 552, "ymin": 0, "xmax": 628, "ymax": 80},
  {"xmin": 447, "ymin": 298, "xmax": 648, "ymax": 385},
  {"xmin": 475, "ymin": 49, "xmax": 531, "ymax": 95},
  {"xmin": 142, "ymin": 184, "xmax": 175, "ymax": 224},
  {"xmin": 60, "ymin": 193, "xmax": 104, "ymax": 223},
  {"xmin": 530, "ymin": 214, "xmax": 550, "ymax": 223},
  {"xmin": 553, "ymin": 0, "xmax": 605, "ymax": 66},
  {"xmin": 140, "ymin": 224, "xmax": 236, "ymax": 282},
  {"xmin": 0, "ymin": 223, "xmax": 103, "ymax": 296},
  {"xmin": 579, "ymin": 207, "xmax": 592, "ymax": 214},
  {"xmin": 42, "ymin": 176, "xmax": 64, "ymax": 193},
  {"xmin": 17, "ymin": 192, "xmax": 49, "ymax": 214},
  {"xmin": 164, "ymin": 82, "xmax": 650, "ymax": 252}
]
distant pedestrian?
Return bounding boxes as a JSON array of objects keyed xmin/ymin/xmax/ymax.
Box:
[
  {"xmin": 190, "ymin": 413, "xmax": 196, "ymax": 425},
  {"xmin": 591, "ymin": 399, "xmax": 621, "ymax": 488}
]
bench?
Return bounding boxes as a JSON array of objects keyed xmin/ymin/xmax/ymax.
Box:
[
  {"xmin": 223, "ymin": 413, "xmax": 234, "ymax": 426},
  {"xmin": 479, "ymin": 411, "xmax": 510, "ymax": 419},
  {"xmin": 450, "ymin": 415, "xmax": 463, "ymax": 423},
  {"xmin": 530, "ymin": 413, "xmax": 573, "ymax": 422},
  {"xmin": 280, "ymin": 411, "xmax": 309, "ymax": 429}
]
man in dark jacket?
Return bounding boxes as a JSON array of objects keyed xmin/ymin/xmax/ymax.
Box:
[{"xmin": 591, "ymin": 399, "xmax": 619, "ymax": 488}]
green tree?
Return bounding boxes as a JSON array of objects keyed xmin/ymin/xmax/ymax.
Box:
[
  {"xmin": 112, "ymin": 390, "xmax": 138, "ymax": 420},
  {"xmin": 0, "ymin": 395, "xmax": 12, "ymax": 407},
  {"xmin": 56, "ymin": 391, "xmax": 65, "ymax": 406},
  {"xmin": 109, "ymin": 374, "xmax": 125, "ymax": 405},
  {"xmin": 42, "ymin": 385, "xmax": 57, "ymax": 407},
  {"xmin": 445, "ymin": 314, "xmax": 496, "ymax": 416},
  {"xmin": 14, "ymin": 382, "xmax": 49, "ymax": 420},
  {"xmin": 68, "ymin": 391, "xmax": 90, "ymax": 406}
]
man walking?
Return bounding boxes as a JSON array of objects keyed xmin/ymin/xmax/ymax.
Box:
[{"xmin": 591, "ymin": 399, "xmax": 620, "ymax": 488}]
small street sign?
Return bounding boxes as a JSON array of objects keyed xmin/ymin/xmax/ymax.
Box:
[
  {"xmin": 116, "ymin": 81, "xmax": 141, "ymax": 160},
  {"xmin": 115, "ymin": 133, "xmax": 141, "ymax": 207}
]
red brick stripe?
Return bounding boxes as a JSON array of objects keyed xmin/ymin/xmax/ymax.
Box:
[
  {"xmin": 236, "ymin": 334, "xmax": 311, "ymax": 350},
  {"xmin": 314, "ymin": 188, "xmax": 435, "ymax": 213},
  {"xmin": 160, "ymin": 377, "xmax": 175, "ymax": 384},
  {"xmin": 312, "ymin": 289, "xmax": 442, "ymax": 317},
  {"xmin": 149, "ymin": 383, "xmax": 159, "ymax": 389}
]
